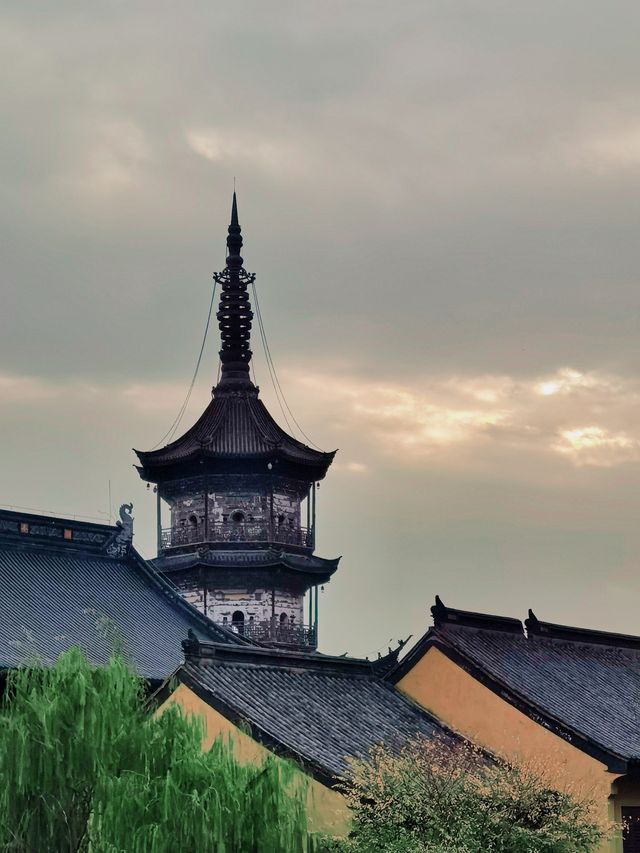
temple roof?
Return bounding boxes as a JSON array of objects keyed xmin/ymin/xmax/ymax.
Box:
[
  {"xmin": 135, "ymin": 390, "xmax": 335, "ymax": 480},
  {"xmin": 161, "ymin": 639, "xmax": 458, "ymax": 783},
  {"xmin": 0, "ymin": 507, "xmax": 247, "ymax": 681},
  {"xmin": 391, "ymin": 597, "xmax": 640, "ymax": 771},
  {"xmin": 135, "ymin": 194, "xmax": 335, "ymax": 482}
]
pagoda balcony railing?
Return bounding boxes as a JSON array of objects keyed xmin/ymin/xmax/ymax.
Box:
[
  {"xmin": 229, "ymin": 619, "xmax": 316, "ymax": 649},
  {"xmin": 160, "ymin": 522, "xmax": 312, "ymax": 551}
]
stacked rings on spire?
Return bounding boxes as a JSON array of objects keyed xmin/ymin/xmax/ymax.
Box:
[{"xmin": 216, "ymin": 271, "xmax": 254, "ymax": 363}]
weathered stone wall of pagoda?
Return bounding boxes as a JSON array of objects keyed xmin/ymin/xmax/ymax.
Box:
[
  {"xmin": 162, "ymin": 475, "xmax": 304, "ymax": 544},
  {"xmin": 173, "ymin": 572, "xmax": 304, "ymax": 625},
  {"xmin": 209, "ymin": 588, "xmax": 304, "ymax": 626},
  {"xmin": 271, "ymin": 483, "xmax": 302, "ymax": 539},
  {"xmin": 170, "ymin": 490, "xmax": 270, "ymax": 533}
]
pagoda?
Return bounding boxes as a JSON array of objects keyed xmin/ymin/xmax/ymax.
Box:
[{"xmin": 135, "ymin": 194, "xmax": 339, "ymax": 649}]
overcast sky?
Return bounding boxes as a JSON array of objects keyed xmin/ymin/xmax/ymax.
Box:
[{"xmin": 4, "ymin": 2, "xmax": 640, "ymax": 657}]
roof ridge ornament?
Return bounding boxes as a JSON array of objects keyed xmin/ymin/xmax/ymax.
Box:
[
  {"xmin": 105, "ymin": 503, "xmax": 134, "ymax": 557},
  {"xmin": 213, "ymin": 192, "xmax": 257, "ymax": 395},
  {"xmin": 525, "ymin": 608, "xmax": 540, "ymax": 635}
]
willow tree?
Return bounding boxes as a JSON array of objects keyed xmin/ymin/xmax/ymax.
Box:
[{"xmin": 0, "ymin": 648, "xmax": 313, "ymax": 852}]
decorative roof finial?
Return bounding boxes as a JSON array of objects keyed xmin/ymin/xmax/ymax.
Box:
[
  {"xmin": 226, "ymin": 191, "xmax": 242, "ymax": 266},
  {"xmin": 231, "ymin": 189, "xmax": 238, "ymax": 224},
  {"xmin": 525, "ymin": 608, "xmax": 541, "ymax": 635},
  {"xmin": 214, "ymin": 192, "xmax": 256, "ymax": 393}
]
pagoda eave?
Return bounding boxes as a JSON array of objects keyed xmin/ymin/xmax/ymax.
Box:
[
  {"xmin": 153, "ymin": 548, "xmax": 340, "ymax": 586},
  {"xmin": 134, "ymin": 450, "xmax": 336, "ymax": 485}
]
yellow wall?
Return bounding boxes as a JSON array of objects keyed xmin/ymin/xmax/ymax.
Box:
[
  {"xmin": 397, "ymin": 646, "xmax": 621, "ymax": 852},
  {"xmin": 158, "ymin": 683, "xmax": 351, "ymax": 838}
]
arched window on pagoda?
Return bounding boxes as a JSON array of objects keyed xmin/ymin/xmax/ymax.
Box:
[{"xmin": 232, "ymin": 610, "xmax": 245, "ymax": 635}]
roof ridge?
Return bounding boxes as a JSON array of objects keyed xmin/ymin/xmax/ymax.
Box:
[
  {"xmin": 181, "ymin": 638, "xmax": 377, "ymax": 674},
  {"xmin": 0, "ymin": 507, "xmax": 117, "ymax": 535},
  {"xmin": 242, "ymin": 394, "xmax": 280, "ymax": 448},
  {"xmin": 0, "ymin": 506, "xmax": 132, "ymax": 559},
  {"xmin": 198, "ymin": 393, "xmax": 233, "ymax": 448},
  {"xmin": 431, "ymin": 596, "xmax": 523, "ymax": 635},
  {"xmin": 526, "ymin": 609, "xmax": 640, "ymax": 650},
  {"xmin": 209, "ymin": 660, "xmax": 378, "ymax": 679}
]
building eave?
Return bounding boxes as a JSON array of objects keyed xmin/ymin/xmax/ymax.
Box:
[{"xmin": 153, "ymin": 548, "xmax": 340, "ymax": 582}]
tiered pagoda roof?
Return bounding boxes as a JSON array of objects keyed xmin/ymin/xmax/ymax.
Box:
[
  {"xmin": 135, "ymin": 193, "xmax": 335, "ymax": 483},
  {"xmin": 135, "ymin": 388, "xmax": 335, "ymax": 481}
]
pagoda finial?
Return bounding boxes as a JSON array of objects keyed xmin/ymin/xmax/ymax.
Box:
[
  {"xmin": 226, "ymin": 191, "xmax": 243, "ymax": 269},
  {"xmin": 214, "ymin": 192, "xmax": 256, "ymax": 393}
]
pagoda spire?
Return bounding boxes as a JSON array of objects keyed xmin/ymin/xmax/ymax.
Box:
[{"xmin": 214, "ymin": 192, "xmax": 256, "ymax": 393}]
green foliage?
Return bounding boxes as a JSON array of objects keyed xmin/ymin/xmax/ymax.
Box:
[
  {"xmin": 0, "ymin": 647, "xmax": 315, "ymax": 852},
  {"xmin": 323, "ymin": 736, "xmax": 605, "ymax": 853}
]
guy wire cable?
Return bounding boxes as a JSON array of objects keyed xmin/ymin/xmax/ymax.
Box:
[
  {"xmin": 251, "ymin": 280, "xmax": 324, "ymax": 451},
  {"xmin": 150, "ymin": 280, "xmax": 218, "ymax": 449}
]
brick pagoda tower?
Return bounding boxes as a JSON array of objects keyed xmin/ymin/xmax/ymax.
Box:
[{"xmin": 135, "ymin": 194, "xmax": 339, "ymax": 649}]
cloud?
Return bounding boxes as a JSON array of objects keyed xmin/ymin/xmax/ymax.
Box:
[
  {"xmin": 0, "ymin": 374, "xmax": 57, "ymax": 405},
  {"xmin": 580, "ymin": 123, "xmax": 640, "ymax": 173},
  {"xmin": 185, "ymin": 127, "xmax": 310, "ymax": 177},
  {"xmin": 554, "ymin": 426, "xmax": 638, "ymax": 466},
  {"xmin": 62, "ymin": 120, "xmax": 151, "ymax": 195},
  {"xmin": 4, "ymin": 365, "xmax": 640, "ymax": 470},
  {"xmin": 0, "ymin": 372, "xmax": 193, "ymax": 419},
  {"xmin": 287, "ymin": 366, "xmax": 640, "ymax": 468},
  {"xmin": 332, "ymin": 460, "xmax": 369, "ymax": 475},
  {"xmin": 121, "ymin": 381, "xmax": 196, "ymax": 414}
]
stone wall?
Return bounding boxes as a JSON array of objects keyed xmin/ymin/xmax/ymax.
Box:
[
  {"xmin": 173, "ymin": 573, "xmax": 304, "ymax": 625},
  {"xmin": 167, "ymin": 480, "xmax": 302, "ymax": 540}
]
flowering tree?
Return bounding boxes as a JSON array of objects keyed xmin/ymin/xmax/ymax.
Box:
[
  {"xmin": 0, "ymin": 648, "xmax": 314, "ymax": 852},
  {"xmin": 324, "ymin": 736, "xmax": 605, "ymax": 853}
]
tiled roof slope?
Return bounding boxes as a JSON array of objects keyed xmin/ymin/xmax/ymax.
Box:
[
  {"xmin": 0, "ymin": 508, "xmax": 245, "ymax": 680},
  {"xmin": 392, "ymin": 598, "xmax": 640, "ymax": 770},
  {"xmin": 135, "ymin": 390, "xmax": 335, "ymax": 477},
  {"xmin": 175, "ymin": 642, "xmax": 455, "ymax": 782}
]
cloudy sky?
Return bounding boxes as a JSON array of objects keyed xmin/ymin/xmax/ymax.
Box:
[{"xmin": 4, "ymin": 2, "xmax": 640, "ymax": 657}]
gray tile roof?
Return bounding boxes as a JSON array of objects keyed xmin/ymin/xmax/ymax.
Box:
[
  {"xmin": 437, "ymin": 622, "xmax": 640, "ymax": 762},
  {"xmin": 397, "ymin": 599, "xmax": 640, "ymax": 767},
  {"xmin": 0, "ymin": 509, "xmax": 243, "ymax": 680},
  {"xmin": 180, "ymin": 648, "xmax": 454, "ymax": 780}
]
